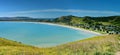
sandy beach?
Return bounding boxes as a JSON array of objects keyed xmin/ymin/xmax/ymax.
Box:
[{"xmin": 36, "ymin": 22, "xmax": 102, "ymax": 35}]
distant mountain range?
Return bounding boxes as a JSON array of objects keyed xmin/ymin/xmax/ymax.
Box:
[{"xmin": 0, "ymin": 17, "xmax": 54, "ymax": 22}]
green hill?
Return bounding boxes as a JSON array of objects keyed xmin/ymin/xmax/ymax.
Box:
[
  {"xmin": 0, "ymin": 38, "xmax": 49, "ymax": 55},
  {"xmin": 53, "ymin": 15, "xmax": 120, "ymax": 27},
  {"xmin": 0, "ymin": 35, "xmax": 120, "ymax": 55},
  {"xmin": 53, "ymin": 15, "xmax": 120, "ymax": 34}
]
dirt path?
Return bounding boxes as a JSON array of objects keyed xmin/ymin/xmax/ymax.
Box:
[{"xmin": 116, "ymin": 52, "xmax": 120, "ymax": 55}]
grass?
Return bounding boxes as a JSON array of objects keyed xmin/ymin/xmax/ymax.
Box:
[
  {"xmin": 0, "ymin": 35, "xmax": 120, "ymax": 55},
  {"xmin": 0, "ymin": 37, "xmax": 50, "ymax": 55},
  {"xmin": 99, "ymin": 22, "xmax": 111, "ymax": 25},
  {"xmin": 51, "ymin": 35, "xmax": 120, "ymax": 55}
]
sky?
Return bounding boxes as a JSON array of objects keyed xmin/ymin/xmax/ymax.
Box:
[{"xmin": 0, "ymin": 0, "xmax": 120, "ymax": 18}]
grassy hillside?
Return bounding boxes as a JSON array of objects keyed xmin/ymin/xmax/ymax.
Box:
[
  {"xmin": 0, "ymin": 35, "xmax": 120, "ymax": 55},
  {"xmin": 0, "ymin": 38, "xmax": 27, "ymax": 46},
  {"xmin": 53, "ymin": 15, "xmax": 120, "ymax": 34},
  {"xmin": 0, "ymin": 38, "xmax": 49, "ymax": 55},
  {"xmin": 51, "ymin": 35, "xmax": 120, "ymax": 55},
  {"xmin": 53, "ymin": 15, "xmax": 120, "ymax": 26}
]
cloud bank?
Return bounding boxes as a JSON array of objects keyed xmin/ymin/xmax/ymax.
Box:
[
  {"xmin": 0, "ymin": 9, "xmax": 119, "ymax": 18},
  {"xmin": 7, "ymin": 9, "xmax": 120, "ymax": 15}
]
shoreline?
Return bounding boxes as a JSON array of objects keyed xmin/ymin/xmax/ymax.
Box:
[
  {"xmin": 0, "ymin": 21, "xmax": 102, "ymax": 35},
  {"xmin": 37, "ymin": 22, "xmax": 102, "ymax": 35}
]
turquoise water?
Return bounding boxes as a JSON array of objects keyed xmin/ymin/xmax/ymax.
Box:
[{"xmin": 0, "ymin": 22, "xmax": 99, "ymax": 47}]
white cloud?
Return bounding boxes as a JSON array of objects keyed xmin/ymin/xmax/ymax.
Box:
[{"xmin": 6, "ymin": 9, "xmax": 120, "ymax": 14}]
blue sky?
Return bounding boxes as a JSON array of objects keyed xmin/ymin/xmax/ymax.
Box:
[{"xmin": 0, "ymin": 0, "xmax": 120, "ymax": 18}]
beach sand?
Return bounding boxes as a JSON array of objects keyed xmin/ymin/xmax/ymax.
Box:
[{"xmin": 36, "ymin": 22, "xmax": 102, "ymax": 35}]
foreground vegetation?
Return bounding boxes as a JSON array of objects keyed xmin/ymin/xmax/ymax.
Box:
[
  {"xmin": 0, "ymin": 35, "xmax": 120, "ymax": 55},
  {"xmin": 52, "ymin": 35, "xmax": 120, "ymax": 55},
  {"xmin": 0, "ymin": 38, "xmax": 49, "ymax": 55}
]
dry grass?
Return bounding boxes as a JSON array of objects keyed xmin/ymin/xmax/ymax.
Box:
[{"xmin": 0, "ymin": 35, "xmax": 120, "ymax": 55}]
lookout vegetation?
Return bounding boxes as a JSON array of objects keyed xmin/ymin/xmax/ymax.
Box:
[{"xmin": 0, "ymin": 35, "xmax": 120, "ymax": 55}]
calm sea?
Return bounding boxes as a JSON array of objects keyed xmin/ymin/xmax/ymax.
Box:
[{"xmin": 0, "ymin": 22, "xmax": 99, "ymax": 47}]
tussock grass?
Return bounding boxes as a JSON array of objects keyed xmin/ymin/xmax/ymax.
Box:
[
  {"xmin": 50, "ymin": 35, "xmax": 120, "ymax": 55},
  {"xmin": 0, "ymin": 35, "xmax": 120, "ymax": 55}
]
